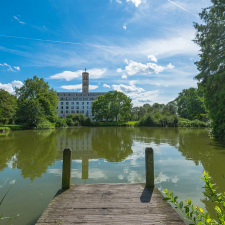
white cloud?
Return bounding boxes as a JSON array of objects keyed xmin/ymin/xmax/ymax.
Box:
[
  {"xmin": 13, "ymin": 16, "xmax": 25, "ymax": 24},
  {"xmin": 117, "ymin": 68, "xmax": 123, "ymax": 73},
  {"xmin": 61, "ymin": 84, "xmax": 98, "ymax": 90},
  {"xmin": 0, "ymin": 80, "xmax": 23, "ymax": 94},
  {"xmin": 116, "ymin": 0, "xmax": 122, "ymax": 3},
  {"xmin": 103, "ymin": 84, "xmax": 110, "ymax": 88},
  {"xmin": 0, "ymin": 63, "xmax": 20, "ymax": 72},
  {"xmin": 126, "ymin": 0, "xmax": 142, "ymax": 7},
  {"xmin": 112, "ymin": 81, "xmax": 144, "ymax": 93},
  {"xmin": 49, "ymin": 68, "xmax": 107, "ymax": 81},
  {"xmin": 14, "ymin": 66, "xmax": 20, "ymax": 71},
  {"xmin": 147, "ymin": 54, "xmax": 157, "ymax": 62},
  {"xmin": 122, "ymin": 74, "xmax": 127, "ymax": 79},
  {"xmin": 124, "ymin": 59, "xmax": 166, "ymax": 75},
  {"xmin": 166, "ymin": 63, "xmax": 174, "ymax": 69},
  {"xmin": 123, "ymin": 24, "xmax": 127, "ymax": 30}
]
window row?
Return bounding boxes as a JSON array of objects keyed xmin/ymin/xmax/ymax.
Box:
[
  {"xmin": 59, "ymin": 106, "xmax": 89, "ymax": 109},
  {"xmin": 60, "ymin": 110, "xmax": 90, "ymax": 114},
  {"xmin": 60, "ymin": 101, "xmax": 92, "ymax": 105}
]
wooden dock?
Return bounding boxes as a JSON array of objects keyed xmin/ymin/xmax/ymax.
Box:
[
  {"xmin": 36, "ymin": 183, "xmax": 185, "ymax": 225},
  {"xmin": 36, "ymin": 148, "xmax": 185, "ymax": 224}
]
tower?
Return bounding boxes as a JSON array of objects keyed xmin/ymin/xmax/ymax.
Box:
[{"xmin": 82, "ymin": 69, "xmax": 89, "ymax": 93}]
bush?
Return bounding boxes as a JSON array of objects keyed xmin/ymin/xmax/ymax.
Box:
[
  {"xmin": 35, "ymin": 120, "xmax": 55, "ymax": 129},
  {"xmin": 178, "ymin": 118, "xmax": 207, "ymax": 127},
  {"xmin": 55, "ymin": 117, "xmax": 67, "ymax": 127},
  {"xmin": 65, "ymin": 114, "xmax": 91, "ymax": 126}
]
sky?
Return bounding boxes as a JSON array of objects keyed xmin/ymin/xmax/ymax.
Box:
[{"xmin": 0, "ymin": 0, "xmax": 212, "ymax": 106}]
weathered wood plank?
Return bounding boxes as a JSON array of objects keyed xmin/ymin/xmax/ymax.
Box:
[{"xmin": 36, "ymin": 183, "xmax": 185, "ymax": 225}]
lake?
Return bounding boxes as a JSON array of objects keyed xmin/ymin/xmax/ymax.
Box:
[{"xmin": 0, "ymin": 127, "xmax": 225, "ymax": 225}]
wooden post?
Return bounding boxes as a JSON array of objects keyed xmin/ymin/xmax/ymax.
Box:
[
  {"xmin": 145, "ymin": 147, "xmax": 154, "ymax": 188},
  {"xmin": 62, "ymin": 148, "xmax": 72, "ymax": 189}
]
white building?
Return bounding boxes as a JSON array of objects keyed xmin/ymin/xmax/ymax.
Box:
[{"xmin": 57, "ymin": 70, "xmax": 106, "ymax": 119}]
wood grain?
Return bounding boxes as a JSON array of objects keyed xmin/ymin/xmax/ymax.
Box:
[{"xmin": 36, "ymin": 183, "xmax": 185, "ymax": 225}]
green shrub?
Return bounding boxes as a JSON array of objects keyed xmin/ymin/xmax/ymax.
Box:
[
  {"xmin": 35, "ymin": 120, "xmax": 55, "ymax": 129},
  {"xmin": 65, "ymin": 114, "xmax": 91, "ymax": 126},
  {"xmin": 55, "ymin": 117, "xmax": 67, "ymax": 127},
  {"xmin": 178, "ymin": 118, "xmax": 207, "ymax": 127}
]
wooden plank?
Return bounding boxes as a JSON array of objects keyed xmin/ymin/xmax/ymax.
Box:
[{"xmin": 36, "ymin": 183, "xmax": 185, "ymax": 225}]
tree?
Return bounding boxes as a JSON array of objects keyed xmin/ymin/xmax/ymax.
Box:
[
  {"xmin": 92, "ymin": 91, "xmax": 132, "ymax": 121},
  {"xmin": 15, "ymin": 76, "xmax": 58, "ymax": 127},
  {"xmin": 175, "ymin": 88, "xmax": 206, "ymax": 121},
  {"xmin": 0, "ymin": 89, "xmax": 17, "ymax": 124},
  {"xmin": 193, "ymin": 0, "xmax": 225, "ymax": 138}
]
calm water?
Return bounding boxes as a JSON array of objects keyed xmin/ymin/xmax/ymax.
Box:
[{"xmin": 0, "ymin": 127, "xmax": 225, "ymax": 225}]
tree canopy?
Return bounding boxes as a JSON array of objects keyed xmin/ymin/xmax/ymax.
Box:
[
  {"xmin": 15, "ymin": 76, "xmax": 58, "ymax": 127},
  {"xmin": 92, "ymin": 90, "xmax": 132, "ymax": 121},
  {"xmin": 175, "ymin": 88, "xmax": 206, "ymax": 121},
  {"xmin": 194, "ymin": 0, "xmax": 225, "ymax": 138},
  {"xmin": 0, "ymin": 89, "xmax": 17, "ymax": 124}
]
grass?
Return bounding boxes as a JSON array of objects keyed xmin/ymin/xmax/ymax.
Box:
[
  {"xmin": 90, "ymin": 121, "xmax": 137, "ymax": 127},
  {"xmin": 0, "ymin": 124, "xmax": 25, "ymax": 130}
]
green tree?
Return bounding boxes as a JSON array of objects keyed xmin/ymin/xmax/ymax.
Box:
[
  {"xmin": 175, "ymin": 88, "xmax": 206, "ymax": 121},
  {"xmin": 193, "ymin": 0, "xmax": 225, "ymax": 138},
  {"xmin": 15, "ymin": 76, "xmax": 58, "ymax": 127},
  {"xmin": 0, "ymin": 89, "xmax": 17, "ymax": 124},
  {"xmin": 92, "ymin": 91, "xmax": 132, "ymax": 121}
]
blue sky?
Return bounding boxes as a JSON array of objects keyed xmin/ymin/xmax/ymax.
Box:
[{"xmin": 0, "ymin": 0, "xmax": 212, "ymax": 106}]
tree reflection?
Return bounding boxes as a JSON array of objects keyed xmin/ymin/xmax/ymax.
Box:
[
  {"xmin": 91, "ymin": 127, "xmax": 133, "ymax": 162},
  {"xmin": 5, "ymin": 130, "xmax": 58, "ymax": 181},
  {"xmin": 177, "ymin": 128, "xmax": 225, "ymax": 219}
]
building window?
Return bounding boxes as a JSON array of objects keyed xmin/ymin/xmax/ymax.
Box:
[
  {"xmin": 61, "ymin": 98, "xmax": 63, "ymax": 100},
  {"xmin": 66, "ymin": 97, "xmax": 69, "ymax": 100},
  {"xmin": 77, "ymin": 110, "xmax": 79, "ymax": 113},
  {"xmin": 61, "ymin": 111, "xmax": 63, "ymax": 114},
  {"xmin": 75, "ymin": 94, "xmax": 77, "ymax": 96},
  {"xmin": 66, "ymin": 106, "xmax": 69, "ymax": 109},
  {"xmin": 87, "ymin": 110, "xmax": 89, "ymax": 114},
  {"xmin": 64, "ymin": 94, "xmax": 65, "ymax": 96},
  {"xmin": 71, "ymin": 110, "xmax": 74, "ymax": 113},
  {"xmin": 66, "ymin": 111, "xmax": 68, "ymax": 114},
  {"xmin": 61, "ymin": 106, "xmax": 63, "ymax": 109},
  {"xmin": 82, "ymin": 106, "xmax": 84, "ymax": 109},
  {"xmin": 71, "ymin": 98, "xmax": 74, "ymax": 100},
  {"xmin": 69, "ymin": 94, "xmax": 71, "ymax": 96},
  {"xmin": 61, "ymin": 102, "xmax": 63, "ymax": 105},
  {"xmin": 77, "ymin": 98, "xmax": 79, "ymax": 100},
  {"xmin": 76, "ymin": 106, "xmax": 79, "ymax": 109},
  {"xmin": 87, "ymin": 102, "xmax": 89, "ymax": 105},
  {"xmin": 76, "ymin": 102, "xmax": 79, "ymax": 105},
  {"xmin": 82, "ymin": 110, "xmax": 84, "ymax": 113},
  {"xmin": 71, "ymin": 106, "xmax": 74, "ymax": 109},
  {"xmin": 87, "ymin": 106, "xmax": 89, "ymax": 109},
  {"xmin": 71, "ymin": 102, "xmax": 74, "ymax": 105},
  {"xmin": 82, "ymin": 102, "xmax": 84, "ymax": 105}
]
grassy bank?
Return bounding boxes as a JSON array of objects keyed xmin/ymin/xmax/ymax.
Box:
[
  {"xmin": 91, "ymin": 121, "xmax": 137, "ymax": 127},
  {"xmin": 0, "ymin": 124, "xmax": 25, "ymax": 130}
]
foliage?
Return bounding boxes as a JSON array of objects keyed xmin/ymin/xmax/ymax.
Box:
[
  {"xmin": 0, "ymin": 89, "xmax": 17, "ymax": 124},
  {"xmin": 90, "ymin": 121, "xmax": 137, "ymax": 127},
  {"xmin": 130, "ymin": 102, "xmax": 177, "ymax": 122},
  {"xmin": 175, "ymin": 88, "xmax": 207, "ymax": 121},
  {"xmin": 55, "ymin": 117, "xmax": 67, "ymax": 127},
  {"xmin": 193, "ymin": 1, "xmax": 225, "ymax": 139},
  {"xmin": 92, "ymin": 91, "xmax": 132, "ymax": 121},
  {"xmin": 34, "ymin": 120, "xmax": 55, "ymax": 129},
  {"xmin": 65, "ymin": 113, "xmax": 91, "ymax": 126},
  {"xmin": 178, "ymin": 118, "xmax": 208, "ymax": 127},
  {"xmin": 15, "ymin": 76, "xmax": 58, "ymax": 128},
  {"xmin": 0, "ymin": 125, "xmax": 25, "ymax": 130},
  {"xmin": 15, "ymin": 98, "xmax": 44, "ymax": 128},
  {"xmin": 137, "ymin": 113, "xmax": 179, "ymax": 127},
  {"xmin": 164, "ymin": 171, "xmax": 225, "ymax": 224}
]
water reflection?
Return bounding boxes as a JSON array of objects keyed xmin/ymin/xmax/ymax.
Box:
[{"xmin": 1, "ymin": 127, "xmax": 225, "ymax": 225}]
